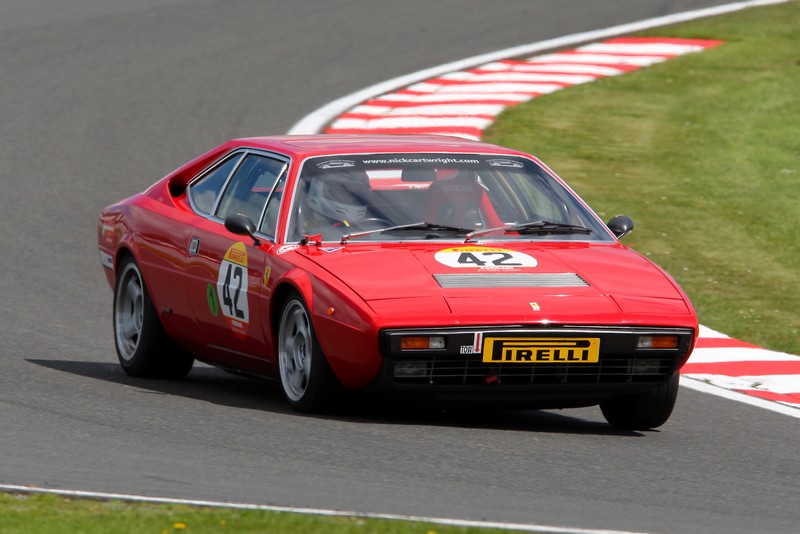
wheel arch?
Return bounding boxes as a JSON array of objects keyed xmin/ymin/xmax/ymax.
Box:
[
  {"xmin": 269, "ymin": 269, "xmax": 378, "ymax": 390},
  {"xmin": 112, "ymin": 243, "xmax": 171, "ymax": 328},
  {"xmin": 114, "ymin": 245, "xmax": 134, "ymax": 272},
  {"xmin": 269, "ymin": 269, "xmax": 315, "ymax": 344}
]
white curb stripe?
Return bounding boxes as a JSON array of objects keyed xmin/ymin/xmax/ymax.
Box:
[
  {"xmin": 407, "ymin": 81, "xmax": 567, "ymax": 94},
  {"xmin": 579, "ymin": 42, "xmax": 707, "ymax": 55},
  {"xmin": 526, "ymin": 53, "xmax": 667, "ymax": 66},
  {"xmin": 350, "ymin": 103, "xmax": 507, "ymax": 117},
  {"xmin": 331, "ymin": 116, "xmax": 495, "ymax": 129},
  {"xmin": 377, "ymin": 92, "xmax": 533, "ymax": 103},
  {"xmin": 482, "ymin": 62, "xmax": 626, "ymax": 75},
  {"xmin": 698, "ymin": 325, "xmax": 732, "ymax": 338},
  {"xmin": 440, "ymin": 71, "xmax": 598, "ymax": 84}
]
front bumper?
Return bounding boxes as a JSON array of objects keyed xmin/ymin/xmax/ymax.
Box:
[{"xmin": 373, "ymin": 325, "xmax": 695, "ymax": 407}]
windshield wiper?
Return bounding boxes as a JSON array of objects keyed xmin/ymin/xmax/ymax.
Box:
[
  {"xmin": 465, "ymin": 220, "xmax": 591, "ymax": 242},
  {"xmin": 341, "ymin": 222, "xmax": 472, "ymax": 243},
  {"xmin": 510, "ymin": 220, "xmax": 592, "ymax": 234}
]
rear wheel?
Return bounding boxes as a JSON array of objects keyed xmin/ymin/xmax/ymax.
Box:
[
  {"xmin": 600, "ymin": 373, "xmax": 680, "ymax": 430},
  {"xmin": 113, "ymin": 255, "xmax": 194, "ymax": 379},
  {"xmin": 277, "ymin": 291, "xmax": 339, "ymax": 412}
]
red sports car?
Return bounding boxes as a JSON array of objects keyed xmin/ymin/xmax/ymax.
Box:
[{"xmin": 98, "ymin": 134, "xmax": 697, "ymax": 429}]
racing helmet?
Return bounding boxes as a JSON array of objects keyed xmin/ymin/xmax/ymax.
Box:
[{"xmin": 306, "ymin": 170, "xmax": 370, "ymax": 224}]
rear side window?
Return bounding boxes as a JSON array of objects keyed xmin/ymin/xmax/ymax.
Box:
[{"xmin": 189, "ymin": 154, "xmax": 243, "ymax": 214}]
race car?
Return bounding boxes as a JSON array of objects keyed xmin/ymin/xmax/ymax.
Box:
[{"xmin": 98, "ymin": 134, "xmax": 697, "ymax": 429}]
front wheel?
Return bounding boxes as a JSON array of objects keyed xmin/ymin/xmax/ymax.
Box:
[
  {"xmin": 600, "ymin": 373, "xmax": 680, "ymax": 430},
  {"xmin": 277, "ymin": 291, "xmax": 340, "ymax": 412},
  {"xmin": 113, "ymin": 255, "xmax": 194, "ymax": 379}
]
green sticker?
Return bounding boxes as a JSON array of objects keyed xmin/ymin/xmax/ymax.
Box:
[{"xmin": 207, "ymin": 283, "xmax": 219, "ymax": 317}]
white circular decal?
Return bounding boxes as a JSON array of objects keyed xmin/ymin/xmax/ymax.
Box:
[
  {"xmin": 434, "ymin": 246, "xmax": 537, "ymax": 269},
  {"xmin": 216, "ymin": 242, "xmax": 250, "ymax": 339}
]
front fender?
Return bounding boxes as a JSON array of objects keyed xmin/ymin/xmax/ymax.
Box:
[
  {"xmin": 273, "ymin": 267, "xmax": 382, "ymax": 390},
  {"xmin": 273, "ymin": 267, "xmax": 315, "ymax": 310}
]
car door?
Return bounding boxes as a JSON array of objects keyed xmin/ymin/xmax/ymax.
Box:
[{"xmin": 184, "ymin": 150, "xmax": 288, "ymax": 372}]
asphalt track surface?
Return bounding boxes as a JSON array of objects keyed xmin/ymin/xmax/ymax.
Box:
[{"xmin": 1, "ymin": 1, "xmax": 798, "ymax": 533}]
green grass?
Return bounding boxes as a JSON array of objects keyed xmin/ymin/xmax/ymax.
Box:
[
  {"xmin": 486, "ymin": 0, "xmax": 800, "ymax": 355},
  {"xmin": 0, "ymin": 492, "xmax": 527, "ymax": 534}
]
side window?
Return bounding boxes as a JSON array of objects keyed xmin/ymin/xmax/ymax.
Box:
[
  {"xmin": 215, "ymin": 154, "xmax": 286, "ymax": 226},
  {"xmin": 486, "ymin": 170, "xmax": 567, "ymax": 223},
  {"xmin": 188, "ymin": 154, "xmax": 243, "ymax": 214},
  {"xmin": 512, "ymin": 172, "xmax": 566, "ymax": 222},
  {"xmin": 259, "ymin": 172, "xmax": 287, "ymax": 236}
]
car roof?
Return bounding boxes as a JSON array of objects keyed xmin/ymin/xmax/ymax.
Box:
[
  {"xmin": 233, "ymin": 134, "xmax": 526, "ymax": 158},
  {"xmin": 157, "ymin": 134, "xmax": 539, "ymax": 195}
]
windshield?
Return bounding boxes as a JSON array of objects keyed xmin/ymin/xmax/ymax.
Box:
[{"xmin": 286, "ymin": 153, "xmax": 614, "ymax": 243}]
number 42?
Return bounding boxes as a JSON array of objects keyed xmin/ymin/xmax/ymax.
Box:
[
  {"xmin": 457, "ymin": 252, "xmax": 522, "ymax": 266},
  {"xmin": 217, "ymin": 261, "xmax": 249, "ymax": 322}
]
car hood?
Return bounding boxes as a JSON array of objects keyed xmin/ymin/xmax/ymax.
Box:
[{"xmin": 295, "ymin": 242, "xmax": 692, "ymax": 322}]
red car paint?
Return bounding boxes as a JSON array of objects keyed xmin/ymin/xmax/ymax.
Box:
[{"xmin": 99, "ymin": 134, "xmax": 697, "ymax": 415}]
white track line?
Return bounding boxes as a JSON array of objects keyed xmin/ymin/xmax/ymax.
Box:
[{"xmin": 0, "ymin": 484, "xmax": 645, "ymax": 534}]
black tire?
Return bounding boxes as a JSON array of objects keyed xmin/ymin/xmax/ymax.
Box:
[
  {"xmin": 277, "ymin": 291, "xmax": 340, "ymax": 412},
  {"xmin": 113, "ymin": 255, "xmax": 194, "ymax": 379},
  {"xmin": 600, "ymin": 373, "xmax": 680, "ymax": 430}
]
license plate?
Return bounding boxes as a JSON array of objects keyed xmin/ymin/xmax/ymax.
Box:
[{"xmin": 482, "ymin": 337, "xmax": 600, "ymax": 363}]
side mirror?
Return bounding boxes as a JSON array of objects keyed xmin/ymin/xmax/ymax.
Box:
[
  {"xmin": 606, "ymin": 215, "xmax": 634, "ymax": 239},
  {"xmin": 224, "ymin": 213, "xmax": 262, "ymax": 246}
]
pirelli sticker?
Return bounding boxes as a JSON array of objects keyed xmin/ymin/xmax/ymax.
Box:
[{"xmin": 481, "ymin": 337, "xmax": 600, "ymax": 363}]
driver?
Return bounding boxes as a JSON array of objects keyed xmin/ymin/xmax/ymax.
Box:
[{"xmin": 302, "ymin": 169, "xmax": 372, "ymax": 238}]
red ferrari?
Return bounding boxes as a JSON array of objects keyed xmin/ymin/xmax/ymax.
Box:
[{"xmin": 98, "ymin": 135, "xmax": 697, "ymax": 429}]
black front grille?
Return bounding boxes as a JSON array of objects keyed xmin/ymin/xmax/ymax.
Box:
[
  {"xmin": 383, "ymin": 326, "xmax": 693, "ymax": 388},
  {"xmin": 393, "ymin": 353, "xmax": 675, "ymax": 386}
]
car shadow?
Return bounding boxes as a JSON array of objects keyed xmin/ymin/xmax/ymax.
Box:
[
  {"xmin": 332, "ymin": 397, "xmax": 646, "ymax": 437},
  {"xmin": 27, "ymin": 359, "xmax": 645, "ymax": 437},
  {"xmin": 27, "ymin": 358, "xmax": 292, "ymax": 413}
]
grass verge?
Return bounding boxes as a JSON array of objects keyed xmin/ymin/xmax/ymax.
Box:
[
  {"xmin": 0, "ymin": 492, "xmax": 529, "ymax": 534},
  {"xmin": 485, "ymin": 0, "xmax": 800, "ymax": 354}
]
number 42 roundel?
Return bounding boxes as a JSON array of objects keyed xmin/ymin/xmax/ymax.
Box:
[
  {"xmin": 434, "ymin": 246, "xmax": 537, "ymax": 268},
  {"xmin": 216, "ymin": 242, "xmax": 250, "ymax": 339}
]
